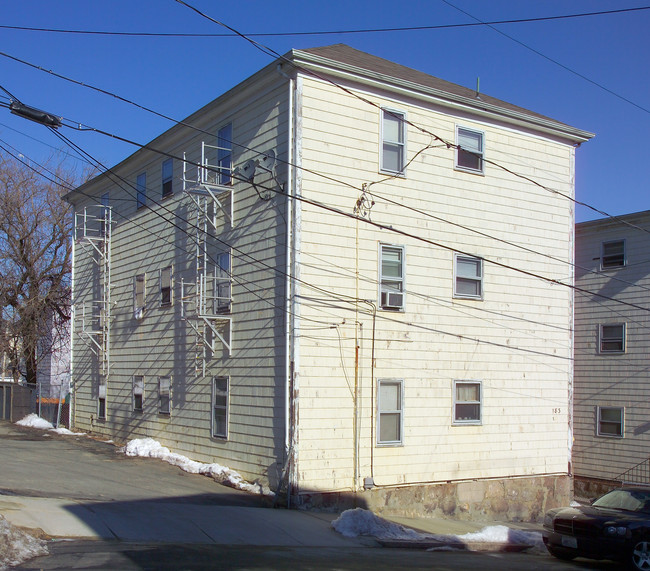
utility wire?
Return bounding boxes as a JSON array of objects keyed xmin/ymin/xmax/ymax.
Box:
[{"xmin": 1, "ymin": 6, "xmax": 648, "ymax": 37}]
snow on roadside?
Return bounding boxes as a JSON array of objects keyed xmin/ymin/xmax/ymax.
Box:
[
  {"xmin": 0, "ymin": 514, "xmax": 47, "ymax": 570},
  {"xmin": 16, "ymin": 414, "xmax": 85, "ymax": 435},
  {"xmin": 121, "ymin": 438, "xmax": 274, "ymax": 497},
  {"xmin": 331, "ymin": 508, "xmax": 545, "ymax": 552}
]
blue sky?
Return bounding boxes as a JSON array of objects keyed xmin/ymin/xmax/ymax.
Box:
[{"xmin": 0, "ymin": 0, "xmax": 648, "ymax": 222}]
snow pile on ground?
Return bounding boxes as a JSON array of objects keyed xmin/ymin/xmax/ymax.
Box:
[
  {"xmin": 0, "ymin": 514, "xmax": 47, "ymax": 570},
  {"xmin": 16, "ymin": 414, "xmax": 54, "ymax": 430},
  {"xmin": 332, "ymin": 508, "xmax": 544, "ymax": 552},
  {"xmin": 16, "ymin": 414, "xmax": 85, "ymax": 436},
  {"xmin": 121, "ymin": 438, "xmax": 274, "ymax": 496}
]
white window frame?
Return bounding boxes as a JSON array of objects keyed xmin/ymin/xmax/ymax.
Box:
[
  {"xmin": 453, "ymin": 380, "xmax": 482, "ymax": 425},
  {"xmin": 160, "ymin": 266, "xmax": 172, "ymax": 307},
  {"xmin": 133, "ymin": 375, "xmax": 144, "ymax": 412},
  {"xmin": 212, "ymin": 376, "xmax": 229, "ymax": 439},
  {"xmin": 217, "ymin": 123, "xmax": 233, "ymax": 186},
  {"xmin": 380, "ymin": 108, "xmax": 406, "ymax": 175},
  {"xmin": 136, "ymin": 172, "xmax": 146, "ymax": 209},
  {"xmin": 597, "ymin": 406, "xmax": 624, "ymax": 438},
  {"xmin": 162, "ymin": 159, "xmax": 173, "ymax": 198},
  {"xmin": 455, "ymin": 126, "xmax": 485, "ymax": 174},
  {"xmin": 599, "ymin": 323, "xmax": 626, "ymax": 353},
  {"xmin": 377, "ymin": 379, "xmax": 403, "ymax": 446},
  {"xmin": 379, "ymin": 244, "xmax": 405, "ymax": 311},
  {"xmin": 601, "ymin": 239, "xmax": 626, "ymax": 269},
  {"xmin": 158, "ymin": 376, "xmax": 171, "ymax": 415},
  {"xmin": 216, "ymin": 251, "xmax": 232, "ymax": 313},
  {"xmin": 98, "ymin": 378, "xmax": 107, "ymax": 420},
  {"xmin": 454, "ymin": 254, "xmax": 483, "ymax": 300},
  {"xmin": 134, "ymin": 273, "xmax": 146, "ymax": 319}
]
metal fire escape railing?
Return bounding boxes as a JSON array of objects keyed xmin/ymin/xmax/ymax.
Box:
[
  {"xmin": 616, "ymin": 458, "xmax": 650, "ymax": 486},
  {"xmin": 181, "ymin": 142, "xmax": 233, "ymax": 376},
  {"xmin": 74, "ymin": 205, "xmax": 112, "ymax": 379}
]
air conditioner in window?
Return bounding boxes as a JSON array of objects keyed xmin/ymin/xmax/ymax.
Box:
[{"xmin": 380, "ymin": 291, "xmax": 404, "ymax": 310}]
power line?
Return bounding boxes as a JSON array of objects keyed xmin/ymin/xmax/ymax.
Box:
[{"xmin": 1, "ymin": 6, "xmax": 647, "ymax": 37}]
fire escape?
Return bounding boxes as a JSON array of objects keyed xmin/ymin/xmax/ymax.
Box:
[{"xmin": 74, "ymin": 204, "xmax": 112, "ymax": 381}]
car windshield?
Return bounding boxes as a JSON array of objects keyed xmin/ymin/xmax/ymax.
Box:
[{"xmin": 593, "ymin": 489, "xmax": 650, "ymax": 512}]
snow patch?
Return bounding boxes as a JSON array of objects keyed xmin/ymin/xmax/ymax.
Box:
[
  {"xmin": 16, "ymin": 414, "xmax": 53, "ymax": 430},
  {"xmin": 0, "ymin": 514, "xmax": 47, "ymax": 570},
  {"xmin": 51, "ymin": 427, "xmax": 85, "ymax": 436},
  {"xmin": 120, "ymin": 438, "xmax": 273, "ymax": 496}
]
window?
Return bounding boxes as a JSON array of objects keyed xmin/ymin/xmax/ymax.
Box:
[
  {"xmin": 599, "ymin": 323, "xmax": 625, "ymax": 353},
  {"xmin": 133, "ymin": 376, "xmax": 144, "ymax": 412},
  {"xmin": 453, "ymin": 381, "xmax": 481, "ymax": 424},
  {"xmin": 379, "ymin": 244, "xmax": 405, "ymax": 310},
  {"xmin": 160, "ymin": 266, "xmax": 172, "ymax": 306},
  {"xmin": 212, "ymin": 377, "xmax": 229, "ymax": 438},
  {"xmin": 134, "ymin": 274, "xmax": 146, "ymax": 319},
  {"xmin": 456, "ymin": 126, "xmax": 484, "ymax": 173},
  {"xmin": 601, "ymin": 240, "xmax": 625, "ymax": 269},
  {"xmin": 377, "ymin": 379, "xmax": 403, "ymax": 445},
  {"xmin": 381, "ymin": 109, "xmax": 406, "ymax": 174},
  {"xmin": 162, "ymin": 159, "xmax": 173, "ymax": 198},
  {"xmin": 454, "ymin": 254, "xmax": 483, "ymax": 299},
  {"xmin": 98, "ymin": 380, "xmax": 107, "ymax": 420},
  {"xmin": 598, "ymin": 406, "xmax": 623, "ymax": 437},
  {"xmin": 136, "ymin": 172, "xmax": 146, "ymax": 209},
  {"xmin": 158, "ymin": 376, "xmax": 171, "ymax": 415},
  {"xmin": 217, "ymin": 124, "xmax": 232, "ymax": 185},
  {"xmin": 100, "ymin": 192, "xmax": 110, "ymax": 237},
  {"xmin": 216, "ymin": 252, "xmax": 231, "ymax": 313}
]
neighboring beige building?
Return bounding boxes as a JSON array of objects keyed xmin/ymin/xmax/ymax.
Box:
[
  {"xmin": 574, "ymin": 211, "xmax": 650, "ymax": 498},
  {"xmin": 65, "ymin": 44, "xmax": 593, "ymax": 519}
]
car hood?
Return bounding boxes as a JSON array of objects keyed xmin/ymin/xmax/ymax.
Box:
[{"xmin": 550, "ymin": 505, "xmax": 650, "ymax": 525}]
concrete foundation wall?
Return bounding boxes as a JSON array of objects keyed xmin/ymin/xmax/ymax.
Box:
[{"xmin": 296, "ymin": 474, "xmax": 572, "ymax": 523}]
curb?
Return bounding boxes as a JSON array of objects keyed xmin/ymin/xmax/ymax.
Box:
[{"xmin": 377, "ymin": 538, "xmax": 533, "ymax": 552}]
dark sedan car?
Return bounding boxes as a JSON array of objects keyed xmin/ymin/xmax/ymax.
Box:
[{"xmin": 543, "ymin": 487, "xmax": 650, "ymax": 569}]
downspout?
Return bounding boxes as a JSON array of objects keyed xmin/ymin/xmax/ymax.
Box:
[{"xmin": 69, "ymin": 202, "xmax": 76, "ymax": 430}]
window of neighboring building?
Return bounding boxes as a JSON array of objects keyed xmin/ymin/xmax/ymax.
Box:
[
  {"xmin": 379, "ymin": 244, "xmax": 405, "ymax": 310},
  {"xmin": 133, "ymin": 375, "xmax": 144, "ymax": 412},
  {"xmin": 380, "ymin": 108, "xmax": 406, "ymax": 174},
  {"xmin": 217, "ymin": 123, "xmax": 232, "ymax": 186},
  {"xmin": 601, "ymin": 239, "xmax": 625, "ymax": 269},
  {"xmin": 162, "ymin": 159, "xmax": 173, "ymax": 198},
  {"xmin": 377, "ymin": 379, "xmax": 403, "ymax": 445},
  {"xmin": 453, "ymin": 381, "xmax": 482, "ymax": 424},
  {"xmin": 134, "ymin": 274, "xmax": 146, "ymax": 319},
  {"xmin": 136, "ymin": 172, "xmax": 146, "ymax": 209},
  {"xmin": 98, "ymin": 380, "xmax": 107, "ymax": 420},
  {"xmin": 598, "ymin": 406, "xmax": 624, "ymax": 437},
  {"xmin": 216, "ymin": 252, "xmax": 231, "ymax": 313},
  {"xmin": 212, "ymin": 376, "xmax": 229, "ymax": 438},
  {"xmin": 599, "ymin": 323, "xmax": 626, "ymax": 353},
  {"xmin": 456, "ymin": 126, "xmax": 484, "ymax": 173},
  {"xmin": 158, "ymin": 376, "xmax": 171, "ymax": 415},
  {"xmin": 160, "ymin": 266, "xmax": 172, "ymax": 306},
  {"xmin": 454, "ymin": 254, "xmax": 483, "ymax": 299}
]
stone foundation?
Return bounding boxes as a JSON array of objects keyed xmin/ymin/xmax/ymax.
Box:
[
  {"xmin": 296, "ymin": 474, "xmax": 572, "ymax": 523},
  {"xmin": 573, "ymin": 476, "xmax": 620, "ymax": 501}
]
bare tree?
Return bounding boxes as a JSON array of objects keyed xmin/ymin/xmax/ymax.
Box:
[{"xmin": 0, "ymin": 152, "xmax": 77, "ymax": 385}]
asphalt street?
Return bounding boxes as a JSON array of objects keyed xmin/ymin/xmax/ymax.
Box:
[{"xmin": 0, "ymin": 421, "xmax": 621, "ymax": 570}]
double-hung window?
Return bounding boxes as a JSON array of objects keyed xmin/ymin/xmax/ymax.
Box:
[
  {"xmin": 134, "ymin": 274, "xmax": 146, "ymax": 319},
  {"xmin": 599, "ymin": 323, "xmax": 625, "ymax": 353},
  {"xmin": 597, "ymin": 406, "xmax": 623, "ymax": 437},
  {"xmin": 377, "ymin": 379, "xmax": 403, "ymax": 445},
  {"xmin": 98, "ymin": 377, "xmax": 107, "ymax": 420},
  {"xmin": 453, "ymin": 381, "xmax": 482, "ymax": 424},
  {"xmin": 158, "ymin": 376, "xmax": 171, "ymax": 415},
  {"xmin": 216, "ymin": 252, "xmax": 231, "ymax": 313},
  {"xmin": 454, "ymin": 254, "xmax": 483, "ymax": 299},
  {"xmin": 601, "ymin": 240, "xmax": 625, "ymax": 269},
  {"xmin": 379, "ymin": 244, "xmax": 405, "ymax": 310},
  {"xmin": 160, "ymin": 266, "xmax": 172, "ymax": 306},
  {"xmin": 136, "ymin": 173, "xmax": 146, "ymax": 209},
  {"xmin": 381, "ymin": 109, "xmax": 406, "ymax": 174},
  {"xmin": 217, "ymin": 124, "xmax": 233, "ymax": 186},
  {"xmin": 162, "ymin": 159, "xmax": 173, "ymax": 198},
  {"xmin": 133, "ymin": 376, "xmax": 144, "ymax": 412},
  {"xmin": 212, "ymin": 377, "xmax": 229, "ymax": 438},
  {"xmin": 456, "ymin": 126, "xmax": 484, "ymax": 173}
]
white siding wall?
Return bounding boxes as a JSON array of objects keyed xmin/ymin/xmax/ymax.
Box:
[
  {"xmin": 295, "ymin": 75, "xmax": 575, "ymax": 493},
  {"xmin": 574, "ymin": 214, "xmax": 650, "ymax": 481}
]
